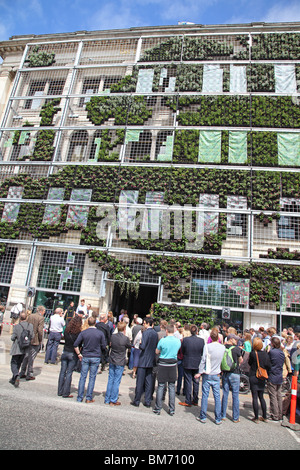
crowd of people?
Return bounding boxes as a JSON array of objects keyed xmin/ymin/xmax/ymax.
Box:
[{"xmin": 7, "ymin": 300, "xmax": 300, "ymax": 425}]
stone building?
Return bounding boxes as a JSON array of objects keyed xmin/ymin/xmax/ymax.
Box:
[{"xmin": 0, "ymin": 22, "xmax": 299, "ymax": 330}]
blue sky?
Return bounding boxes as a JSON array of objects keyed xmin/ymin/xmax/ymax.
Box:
[{"xmin": 0, "ymin": 0, "xmax": 299, "ymax": 41}]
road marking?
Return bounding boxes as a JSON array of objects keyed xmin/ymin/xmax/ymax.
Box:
[{"xmin": 286, "ymin": 428, "xmax": 300, "ymax": 445}]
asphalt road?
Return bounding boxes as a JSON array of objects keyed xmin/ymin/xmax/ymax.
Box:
[{"xmin": 1, "ymin": 330, "xmax": 299, "ymax": 453}]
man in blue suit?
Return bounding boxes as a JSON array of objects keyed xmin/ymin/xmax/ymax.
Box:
[
  {"xmin": 179, "ymin": 324, "xmax": 204, "ymax": 407},
  {"xmin": 131, "ymin": 317, "xmax": 158, "ymax": 407}
]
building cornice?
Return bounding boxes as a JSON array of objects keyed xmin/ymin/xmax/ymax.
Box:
[
  {"xmin": 1, "ymin": 20, "xmax": 300, "ymax": 47},
  {"xmin": 0, "ymin": 21, "xmax": 299, "ymax": 67}
]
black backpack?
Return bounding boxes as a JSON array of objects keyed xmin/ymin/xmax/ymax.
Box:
[{"xmin": 19, "ymin": 323, "xmax": 31, "ymax": 350}]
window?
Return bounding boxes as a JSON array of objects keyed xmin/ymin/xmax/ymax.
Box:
[
  {"xmin": 278, "ymin": 198, "xmax": 300, "ymax": 240},
  {"xmin": 25, "ymin": 79, "xmax": 65, "ymax": 109},
  {"xmin": 0, "ymin": 246, "xmax": 18, "ymax": 284},
  {"xmin": 191, "ymin": 270, "xmax": 250, "ymax": 308},
  {"xmin": 199, "ymin": 194, "xmax": 219, "ymax": 235},
  {"xmin": 67, "ymin": 131, "xmax": 89, "ymax": 162},
  {"xmin": 143, "ymin": 192, "xmax": 164, "ymax": 233},
  {"xmin": 66, "ymin": 188, "xmax": 92, "ymax": 227},
  {"xmin": 118, "ymin": 190, "xmax": 139, "ymax": 232},
  {"xmin": 227, "ymin": 195, "xmax": 248, "ymax": 237},
  {"xmin": 10, "ymin": 131, "xmax": 32, "ymax": 161},
  {"xmin": 37, "ymin": 250, "xmax": 85, "ymax": 292},
  {"xmin": 43, "ymin": 188, "xmax": 65, "ymax": 225},
  {"xmin": 1, "ymin": 186, "xmax": 23, "ymax": 223},
  {"xmin": 25, "ymin": 80, "xmax": 46, "ymax": 109},
  {"xmin": 79, "ymin": 77, "xmax": 101, "ymax": 107},
  {"xmin": 125, "ymin": 130, "xmax": 152, "ymax": 162}
]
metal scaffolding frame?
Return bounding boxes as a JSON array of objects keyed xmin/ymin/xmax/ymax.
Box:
[{"xmin": 0, "ymin": 28, "xmax": 299, "ymax": 322}]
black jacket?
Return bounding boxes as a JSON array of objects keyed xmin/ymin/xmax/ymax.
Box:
[
  {"xmin": 181, "ymin": 335, "xmax": 204, "ymax": 370},
  {"xmin": 96, "ymin": 322, "xmax": 111, "ymax": 346},
  {"xmin": 138, "ymin": 327, "xmax": 158, "ymax": 368},
  {"xmin": 248, "ymin": 349, "xmax": 271, "ymax": 377}
]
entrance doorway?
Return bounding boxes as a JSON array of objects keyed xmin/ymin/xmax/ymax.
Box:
[{"xmin": 111, "ymin": 284, "xmax": 158, "ymax": 320}]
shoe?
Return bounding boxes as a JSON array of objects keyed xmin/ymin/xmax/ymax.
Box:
[
  {"xmin": 26, "ymin": 376, "xmax": 35, "ymax": 381},
  {"xmin": 196, "ymin": 417, "xmax": 206, "ymax": 423},
  {"xmin": 215, "ymin": 421, "xmax": 222, "ymax": 425},
  {"xmin": 233, "ymin": 419, "xmax": 240, "ymax": 423},
  {"xmin": 63, "ymin": 395, "xmax": 74, "ymax": 398},
  {"xmin": 130, "ymin": 402, "xmax": 139, "ymax": 407},
  {"xmin": 259, "ymin": 417, "xmax": 268, "ymax": 423},
  {"xmin": 19, "ymin": 375, "xmax": 26, "ymax": 379},
  {"xmin": 192, "ymin": 402, "xmax": 198, "ymax": 406},
  {"xmin": 169, "ymin": 411, "xmax": 175, "ymax": 416},
  {"xmin": 14, "ymin": 378, "xmax": 20, "ymax": 388},
  {"xmin": 153, "ymin": 409, "xmax": 160, "ymax": 415},
  {"xmin": 143, "ymin": 403, "xmax": 151, "ymax": 408},
  {"xmin": 110, "ymin": 401, "xmax": 121, "ymax": 406},
  {"xmin": 178, "ymin": 402, "xmax": 192, "ymax": 407},
  {"xmin": 251, "ymin": 418, "xmax": 260, "ymax": 424},
  {"xmin": 86, "ymin": 399, "xmax": 95, "ymax": 403}
]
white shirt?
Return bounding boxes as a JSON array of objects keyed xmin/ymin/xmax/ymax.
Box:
[
  {"xmin": 198, "ymin": 329, "xmax": 210, "ymax": 343},
  {"xmin": 76, "ymin": 303, "xmax": 87, "ymax": 316},
  {"xmin": 50, "ymin": 314, "xmax": 65, "ymax": 333}
]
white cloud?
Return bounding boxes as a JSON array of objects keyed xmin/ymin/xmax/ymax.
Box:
[
  {"xmin": 158, "ymin": 0, "xmax": 217, "ymax": 23},
  {"xmin": 263, "ymin": 1, "xmax": 300, "ymax": 22},
  {"xmin": 87, "ymin": 0, "xmax": 218, "ymax": 31},
  {"xmin": 0, "ymin": 21, "xmax": 9, "ymax": 41},
  {"xmin": 88, "ymin": 2, "xmax": 143, "ymax": 31}
]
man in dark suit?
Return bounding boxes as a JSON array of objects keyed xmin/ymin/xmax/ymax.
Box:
[
  {"xmin": 131, "ymin": 317, "xmax": 158, "ymax": 407},
  {"xmin": 179, "ymin": 324, "xmax": 204, "ymax": 407},
  {"xmin": 96, "ymin": 313, "xmax": 111, "ymax": 372}
]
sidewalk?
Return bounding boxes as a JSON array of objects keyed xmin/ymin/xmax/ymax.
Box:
[{"xmin": 0, "ymin": 323, "xmax": 254, "ymax": 413}]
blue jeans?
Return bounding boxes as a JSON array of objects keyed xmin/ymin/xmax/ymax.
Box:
[
  {"xmin": 199, "ymin": 374, "xmax": 222, "ymax": 423},
  {"xmin": 128, "ymin": 347, "xmax": 134, "ymax": 369},
  {"xmin": 45, "ymin": 332, "xmax": 62, "ymax": 364},
  {"xmin": 77, "ymin": 357, "xmax": 100, "ymax": 402},
  {"xmin": 221, "ymin": 372, "xmax": 240, "ymax": 421},
  {"xmin": 155, "ymin": 381, "xmax": 176, "ymax": 414},
  {"xmin": 104, "ymin": 364, "xmax": 124, "ymax": 404},
  {"xmin": 58, "ymin": 351, "xmax": 78, "ymax": 397}
]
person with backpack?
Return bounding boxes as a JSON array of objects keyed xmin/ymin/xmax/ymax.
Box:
[
  {"xmin": 9, "ymin": 302, "xmax": 23, "ymax": 334},
  {"xmin": 9, "ymin": 312, "xmax": 33, "ymax": 387},
  {"xmin": 220, "ymin": 333, "xmax": 244, "ymax": 423}
]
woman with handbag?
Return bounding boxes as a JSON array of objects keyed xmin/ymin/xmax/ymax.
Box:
[{"xmin": 248, "ymin": 337, "xmax": 271, "ymax": 423}]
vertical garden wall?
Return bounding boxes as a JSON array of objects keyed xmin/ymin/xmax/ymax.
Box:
[{"xmin": 0, "ymin": 25, "xmax": 299, "ymax": 327}]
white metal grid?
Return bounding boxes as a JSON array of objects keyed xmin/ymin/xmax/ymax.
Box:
[
  {"xmin": 79, "ymin": 38, "xmax": 139, "ymax": 66},
  {"xmin": 0, "ymin": 245, "xmax": 18, "ymax": 284},
  {"xmin": 24, "ymin": 42, "xmax": 79, "ymax": 68},
  {"xmin": 56, "ymin": 128, "xmax": 124, "ymax": 163},
  {"xmin": 36, "ymin": 249, "xmax": 85, "ymax": 292},
  {"xmin": 0, "ymin": 29, "xmax": 299, "ymax": 321}
]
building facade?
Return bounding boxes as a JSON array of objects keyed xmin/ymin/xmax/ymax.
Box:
[{"xmin": 0, "ymin": 22, "xmax": 299, "ymax": 330}]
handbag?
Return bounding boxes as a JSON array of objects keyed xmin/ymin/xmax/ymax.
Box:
[{"xmin": 255, "ymin": 351, "xmax": 268, "ymax": 380}]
